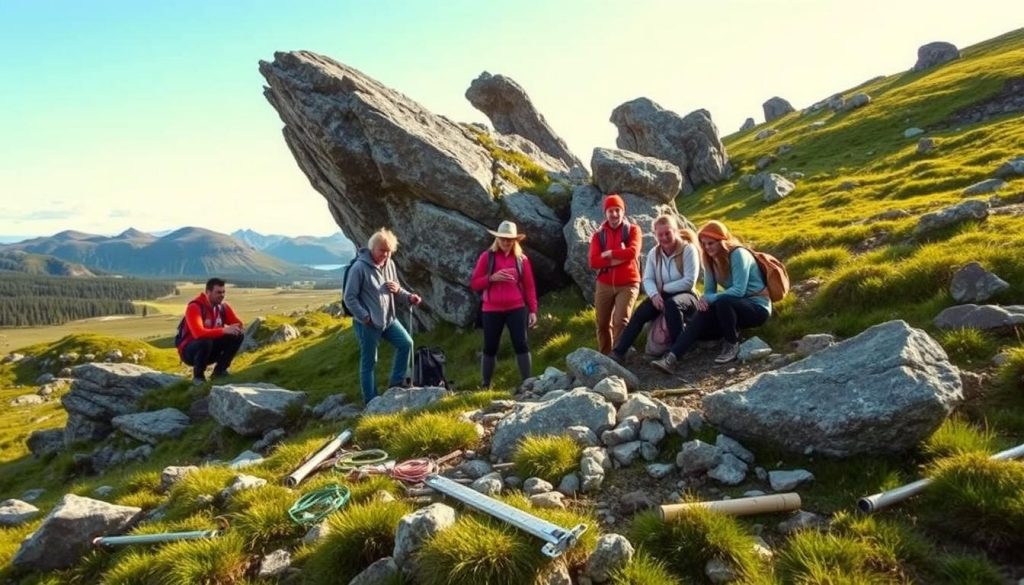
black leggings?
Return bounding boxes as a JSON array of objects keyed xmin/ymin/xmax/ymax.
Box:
[
  {"xmin": 182, "ymin": 334, "xmax": 243, "ymax": 379},
  {"xmin": 481, "ymin": 307, "xmax": 529, "ymax": 356},
  {"xmin": 669, "ymin": 295, "xmax": 769, "ymax": 357},
  {"xmin": 613, "ymin": 292, "xmax": 699, "ymax": 355}
]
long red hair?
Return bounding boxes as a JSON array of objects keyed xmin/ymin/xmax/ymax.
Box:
[{"xmin": 699, "ymin": 220, "xmax": 743, "ymax": 283}]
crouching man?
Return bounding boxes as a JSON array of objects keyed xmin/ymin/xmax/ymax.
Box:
[{"xmin": 176, "ymin": 277, "xmax": 244, "ymax": 385}]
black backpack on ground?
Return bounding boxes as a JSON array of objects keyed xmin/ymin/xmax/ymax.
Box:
[
  {"xmin": 174, "ymin": 301, "xmax": 205, "ymax": 348},
  {"xmin": 413, "ymin": 347, "xmax": 450, "ymax": 389}
]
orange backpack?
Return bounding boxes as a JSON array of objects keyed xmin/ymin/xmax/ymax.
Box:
[{"xmin": 737, "ymin": 247, "xmax": 790, "ymax": 302}]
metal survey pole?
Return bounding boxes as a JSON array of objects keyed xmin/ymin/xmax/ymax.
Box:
[{"xmin": 424, "ymin": 474, "xmax": 587, "ymax": 558}]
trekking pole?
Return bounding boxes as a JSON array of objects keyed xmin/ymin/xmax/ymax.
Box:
[{"xmin": 405, "ymin": 304, "xmax": 414, "ymax": 387}]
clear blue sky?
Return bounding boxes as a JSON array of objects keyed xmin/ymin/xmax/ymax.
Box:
[{"xmin": 0, "ymin": 0, "xmax": 1017, "ymax": 239}]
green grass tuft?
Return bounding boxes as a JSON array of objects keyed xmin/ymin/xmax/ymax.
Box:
[
  {"xmin": 228, "ymin": 483, "xmax": 306, "ymax": 549},
  {"xmin": 936, "ymin": 328, "xmax": 996, "ymax": 365},
  {"xmin": 923, "ymin": 417, "xmax": 997, "ymax": 459},
  {"xmin": 934, "ymin": 554, "xmax": 1005, "ymax": 585},
  {"xmin": 609, "ymin": 550, "xmax": 683, "ymax": 585},
  {"xmin": 512, "ymin": 435, "xmax": 582, "ymax": 483},
  {"xmin": 301, "ymin": 499, "xmax": 411, "ymax": 584},
  {"xmin": 628, "ymin": 507, "xmax": 766, "ymax": 583},
  {"xmin": 414, "ymin": 515, "xmax": 549, "ymax": 585},
  {"xmin": 920, "ymin": 453, "xmax": 1024, "ymax": 551}
]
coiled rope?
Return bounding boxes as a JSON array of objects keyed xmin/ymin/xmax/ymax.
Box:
[
  {"xmin": 288, "ymin": 483, "xmax": 351, "ymax": 526},
  {"xmin": 332, "ymin": 449, "xmax": 390, "ymax": 473}
]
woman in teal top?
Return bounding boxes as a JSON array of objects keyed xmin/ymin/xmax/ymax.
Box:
[{"xmin": 652, "ymin": 220, "xmax": 772, "ymax": 371}]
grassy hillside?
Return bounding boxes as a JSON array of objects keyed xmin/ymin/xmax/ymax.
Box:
[{"xmin": 1, "ymin": 28, "xmax": 1023, "ymax": 585}]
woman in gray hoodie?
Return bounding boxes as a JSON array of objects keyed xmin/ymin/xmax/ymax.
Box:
[{"xmin": 343, "ymin": 228, "xmax": 421, "ymax": 403}]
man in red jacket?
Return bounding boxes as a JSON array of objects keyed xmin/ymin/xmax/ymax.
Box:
[
  {"xmin": 589, "ymin": 194, "xmax": 643, "ymax": 355},
  {"xmin": 176, "ymin": 278, "xmax": 244, "ymax": 385}
]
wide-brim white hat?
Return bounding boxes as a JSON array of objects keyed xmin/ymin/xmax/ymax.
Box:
[{"xmin": 487, "ymin": 220, "xmax": 526, "ymax": 241}]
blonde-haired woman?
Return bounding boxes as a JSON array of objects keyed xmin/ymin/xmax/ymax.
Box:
[
  {"xmin": 610, "ymin": 214, "xmax": 700, "ymax": 362},
  {"xmin": 344, "ymin": 228, "xmax": 422, "ymax": 403},
  {"xmin": 652, "ymin": 220, "xmax": 771, "ymax": 371},
  {"xmin": 469, "ymin": 221, "xmax": 538, "ymax": 388}
]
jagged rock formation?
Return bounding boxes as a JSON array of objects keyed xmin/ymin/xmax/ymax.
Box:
[
  {"xmin": 762, "ymin": 97, "xmax": 795, "ymax": 122},
  {"xmin": 739, "ymin": 117, "xmax": 756, "ymax": 132},
  {"xmin": 466, "ymin": 72, "xmax": 586, "ymax": 172},
  {"xmin": 260, "ymin": 51, "xmax": 575, "ymax": 327},
  {"xmin": 610, "ymin": 98, "xmax": 731, "ymax": 194}
]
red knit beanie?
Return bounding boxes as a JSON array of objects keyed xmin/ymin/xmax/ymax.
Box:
[
  {"xmin": 603, "ymin": 194, "xmax": 625, "ymax": 211},
  {"xmin": 698, "ymin": 220, "xmax": 730, "ymax": 241}
]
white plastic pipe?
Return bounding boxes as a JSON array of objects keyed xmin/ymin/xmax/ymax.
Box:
[
  {"xmin": 858, "ymin": 443, "xmax": 1024, "ymax": 513},
  {"xmin": 284, "ymin": 429, "xmax": 352, "ymax": 488}
]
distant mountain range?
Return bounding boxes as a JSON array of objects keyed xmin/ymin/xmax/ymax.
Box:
[
  {"xmin": 231, "ymin": 229, "xmax": 355, "ymax": 265},
  {"xmin": 0, "ymin": 227, "xmax": 352, "ymax": 279}
]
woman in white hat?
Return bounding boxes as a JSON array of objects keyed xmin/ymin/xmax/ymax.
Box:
[{"xmin": 469, "ymin": 221, "xmax": 538, "ymax": 388}]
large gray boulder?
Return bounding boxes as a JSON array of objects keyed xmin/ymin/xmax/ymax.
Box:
[
  {"xmin": 762, "ymin": 97, "xmax": 795, "ymax": 122},
  {"xmin": 111, "ymin": 408, "xmax": 191, "ymax": 444},
  {"xmin": 364, "ymin": 386, "xmax": 450, "ymax": 415},
  {"xmin": 61, "ymin": 363, "xmax": 179, "ymax": 445},
  {"xmin": 12, "ymin": 494, "xmax": 141, "ymax": 571},
  {"xmin": 562, "ymin": 185, "xmax": 690, "ymax": 303},
  {"xmin": 913, "ymin": 41, "xmax": 960, "ymax": 71},
  {"xmin": 950, "ymin": 262, "xmax": 1010, "ymax": 303},
  {"xmin": 934, "ymin": 304, "xmax": 1024, "ymax": 331},
  {"xmin": 260, "ymin": 52, "xmax": 573, "ymax": 328},
  {"xmin": 591, "ymin": 147, "xmax": 682, "ymax": 203},
  {"xmin": 703, "ymin": 320, "xmax": 962, "ymax": 457},
  {"xmin": 566, "ymin": 347, "xmax": 641, "ymax": 392},
  {"xmin": 491, "ymin": 389, "xmax": 616, "ymax": 459},
  {"xmin": 466, "ymin": 71, "xmax": 585, "ymax": 171},
  {"xmin": 208, "ymin": 383, "xmax": 308, "ymax": 436},
  {"xmin": 610, "ymin": 98, "xmax": 730, "ymax": 193},
  {"xmin": 27, "ymin": 429, "xmax": 64, "ymax": 458}
]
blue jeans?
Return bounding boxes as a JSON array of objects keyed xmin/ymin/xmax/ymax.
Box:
[{"xmin": 353, "ymin": 319, "xmax": 412, "ymax": 404}]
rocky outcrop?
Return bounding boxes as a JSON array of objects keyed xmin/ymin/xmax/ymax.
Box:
[
  {"xmin": 111, "ymin": 408, "xmax": 191, "ymax": 444},
  {"xmin": 562, "ymin": 185, "xmax": 690, "ymax": 303},
  {"xmin": 914, "ymin": 200, "xmax": 988, "ymax": 237},
  {"xmin": 12, "ymin": 494, "xmax": 142, "ymax": 571},
  {"xmin": 364, "ymin": 386, "xmax": 450, "ymax": 415},
  {"xmin": 61, "ymin": 363, "xmax": 179, "ymax": 445},
  {"xmin": 739, "ymin": 118, "xmax": 756, "ymax": 132},
  {"xmin": 491, "ymin": 389, "xmax": 616, "ymax": 459},
  {"xmin": 762, "ymin": 97, "xmax": 795, "ymax": 122},
  {"xmin": 610, "ymin": 98, "xmax": 730, "ymax": 193},
  {"xmin": 703, "ymin": 320, "xmax": 962, "ymax": 457},
  {"xmin": 208, "ymin": 383, "xmax": 307, "ymax": 436},
  {"xmin": 763, "ymin": 174, "xmax": 795, "ymax": 203},
  {"xmin": 260, "ymin": 51, "xmax": 573, "ymax": 328},
  {"xmin": 913, "ymin": 41, "xmax": 960, "ymax": 71},
  {"xmin": 934, "ymin": 304, "xmax": 1024, "ymax": 331},
  {"xmin": 590, "ymin": 147, "xmax": 682, "ymax": 203},
  {"xmin": 466, "ymin": 72, "xmax": 584, "ymax": 171},
  {"xmin": 944, "ymin": 77, "xmax": 1024, "ymax": 127}
]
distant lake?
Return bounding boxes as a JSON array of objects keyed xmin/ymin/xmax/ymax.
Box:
[{"xmin": 307, "ymin": 264, "xmax": 345, "ymax": 271}]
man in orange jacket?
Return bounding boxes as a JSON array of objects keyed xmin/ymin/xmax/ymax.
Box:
[
  {"xmin": 588, "ymin": 194, "xmax": 643, "ymax": 355},
  {"xmin": 176, "ymin": 278, "xmax": 244, "ymax": 385}
]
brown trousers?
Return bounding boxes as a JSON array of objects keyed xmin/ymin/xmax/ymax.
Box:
[{"xmin": 594, "ymin": 282, "xmax": 640, "ymax": 355}]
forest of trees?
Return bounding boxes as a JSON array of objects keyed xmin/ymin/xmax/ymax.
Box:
[{"xmin": 0, "ymin": 274, "xmax": 176, "ymax": 327}]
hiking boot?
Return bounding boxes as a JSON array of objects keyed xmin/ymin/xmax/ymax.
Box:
[
  {"xmin": 211, "ymin": 369, "xmax": 230, "ymax": 379},
  {"xmin": 651, "ymin": 352, "xmax": 677, "ymax": 374},
  {"xmin": 192, "ymin": 377, "xmax": 206, "ymax": 386},
  {"xmin": 715, "ymin": 341, "xmax": 740, "ymax": 364}
]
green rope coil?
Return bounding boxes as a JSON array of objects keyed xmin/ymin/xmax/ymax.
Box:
[
  {"xmin": 333, "ymin": 449, "xmax": 390, "ymax": 473},
  {"xmin": 288, "ymin": 484, "xmax": 351, "ymax": 526}
]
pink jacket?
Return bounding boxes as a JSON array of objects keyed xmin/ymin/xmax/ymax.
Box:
[{"xmin": 470, "ymin": 249, "xmax": 538, "ymax": 313}]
